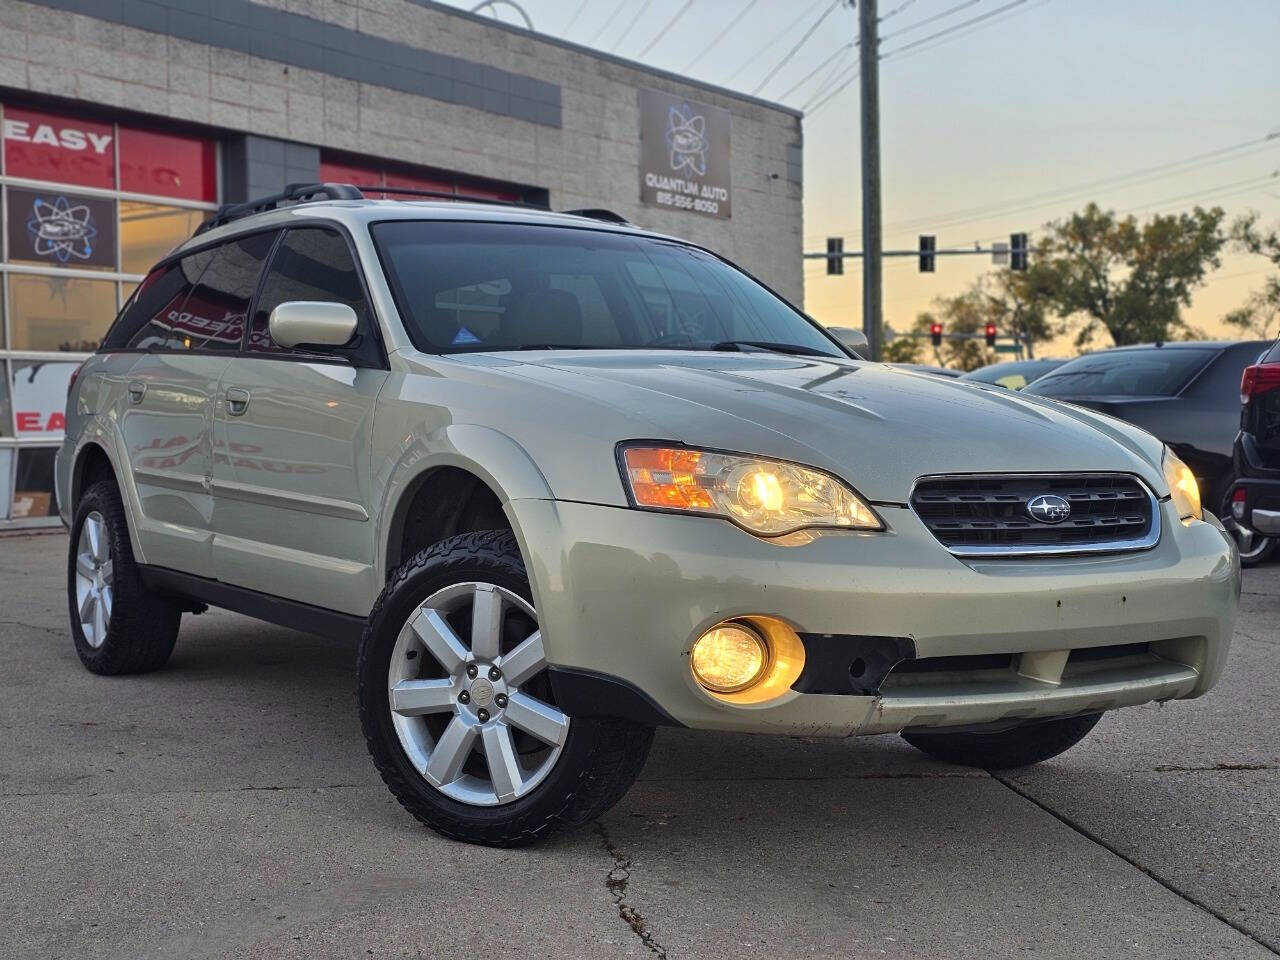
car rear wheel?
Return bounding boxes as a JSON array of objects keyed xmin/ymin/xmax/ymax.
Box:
[
  {"xmin": 68, "ymin": 479, "xmax": 182, "ymax": 674},
  {"xmin": 357, "ymin": 530, "xmax": 653, "ymax": 846},
  {"xmin": 901, "ymin": 712, "xmax": 1102, "ymax": 770}
]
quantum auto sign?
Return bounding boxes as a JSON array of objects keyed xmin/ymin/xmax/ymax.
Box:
[{"xmin": 639, "ymin": 89, "xmax": 732, "ymax": 220}]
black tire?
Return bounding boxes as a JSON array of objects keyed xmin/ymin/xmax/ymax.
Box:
[
  {"xmin": 1219, "ymin": 487, "xmax": 1277, "ymax": 567},
  {"xmin": 901, "ymin": 712, "xmax": 1102, "ymax": 770},
  {"xmin": 357, "ymin": 529, "xmax": 654, "ymax": 847},
  {"xmin": 68, "ymin": 478, "xmax": 182, "ymax": 675}
]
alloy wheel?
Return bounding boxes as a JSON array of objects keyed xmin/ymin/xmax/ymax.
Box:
[
  {"xmin": 387, "ymin": 582, "xmax": 570, "ymax": 806},
  {"xmin": 74, "ymin": 511, "xmax": 114, "ymax": 648}
]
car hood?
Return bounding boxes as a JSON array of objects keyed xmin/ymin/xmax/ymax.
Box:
[{"xmin": 478, "ymin": 351, "xmax": 1168, "ymax": 503}]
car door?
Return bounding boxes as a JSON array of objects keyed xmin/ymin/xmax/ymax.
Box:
[
  {"xmin": 113, "ymin": 244, "xmax": 245, "ymax": 577},
  {"xmin": 211, "ymin": 226, "xmax": 389, "ymax": 615}
]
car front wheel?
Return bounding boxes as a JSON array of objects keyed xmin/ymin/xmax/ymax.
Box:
[{"xmin": 357, "ymin": 530, "xmax": 653, "ymax": 846}]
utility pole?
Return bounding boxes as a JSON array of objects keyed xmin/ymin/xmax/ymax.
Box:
[{"xmin": 857, "ymin": 0, "xmax": 882, "ymax": 361}]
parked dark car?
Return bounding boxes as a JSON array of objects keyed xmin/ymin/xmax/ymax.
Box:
[
  {"xmin": 960, "ymin": 358, "xmax": 1066, "ymax": 390},
  {"xmin": 1023, "ymin": 341, "xmax": 1271, "ymax": 514},
  {"xmin": 1226, "ymin": 338, "xmax": 1280, "ymax": 564}
]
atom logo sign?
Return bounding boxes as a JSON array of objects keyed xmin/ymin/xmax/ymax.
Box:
[
  {"xmin": 27, "ymin": 196, "xmax": 98, "ymax": 263},
  {"xmin": 666, "ymin": 103, "xmax": 708, "ymax": 177},
  {"xmin": 640, "ymin": 88, "xmax": 733, "ymax": 220},
  {"xmin": 7, "ymin": 187, "xmax": 117, "ymax": 269}
]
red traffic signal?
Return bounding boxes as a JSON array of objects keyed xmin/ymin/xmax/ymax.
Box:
[
  {"xmin": 984, "ymin": 323, "xmax": 997, "ymax": 347},
  {"xmin": 930, "ymin": 322, "xmax": 943, "ymax": 347}
]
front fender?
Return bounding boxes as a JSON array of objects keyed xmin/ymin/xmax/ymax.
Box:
[{"xmin": 372, "ymin": 421, "xmax": 554, "ymax": 584}]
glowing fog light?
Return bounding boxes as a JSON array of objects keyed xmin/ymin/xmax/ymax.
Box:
[{"xmin": 691, "ymin": 623, "xmax": 769, "ymax": 693}]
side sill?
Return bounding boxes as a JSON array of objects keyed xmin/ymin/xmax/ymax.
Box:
[
  {"xmin": 138, "ymin": 566, "xmax": 366, "ymax": 642},
  {"xmin": 546, "ymin": 666, "xmax": 684, "ymax": 728}
]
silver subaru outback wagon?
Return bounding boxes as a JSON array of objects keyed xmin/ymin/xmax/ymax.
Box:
[{"xmin": 56, "ymin": 184, "xmax": 1239, "ymax": 846}]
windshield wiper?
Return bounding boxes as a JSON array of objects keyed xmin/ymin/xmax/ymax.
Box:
[{"xmin": 708, "ymin": 339, "xmax": 836, "ymax": 358}]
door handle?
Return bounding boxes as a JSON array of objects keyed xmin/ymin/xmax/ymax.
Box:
[
  {"xmin": 127, "ymin": 381, "xmax": 146, "ymax": 404},
  {"xmin": 225, "ymin": 388, "xmax": 251, "ymax": 416}
]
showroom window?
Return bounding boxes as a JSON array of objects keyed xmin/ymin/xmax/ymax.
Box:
[{"xmin": 0, "ymin": 102, "xmax": 218, "ymax": 524}]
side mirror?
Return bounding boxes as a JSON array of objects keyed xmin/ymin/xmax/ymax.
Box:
[
  {"xmin": 268, "ymin": 301, "xmax": 358, "ymax": 349},
  {"xmin": 827, "ymin": 325, "xmax": 869, "ymax": 358}
]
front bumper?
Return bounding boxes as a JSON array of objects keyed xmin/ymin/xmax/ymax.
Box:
[{"xmin": 508, "ymin": 497, "xmax": 1239, "ymax": 737}]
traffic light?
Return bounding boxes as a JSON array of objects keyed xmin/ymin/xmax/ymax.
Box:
[
  {"xmin": 1010, "ymin": 232, "xmax": 1028, "ymax": 271},
  {"xmin": 930, "ymin": 322, "xmax": 943, "ymax": 347},
  {"xmin": 985, "ymin": 323, "xmax": 997, "ymax": 347},
  {"xmin": 918, "ymin": 235, "xmax": 935, "ymax": 273},
  {"xmin": 827, "ymin": 237, "xmax": 844, "ymax": 275}
]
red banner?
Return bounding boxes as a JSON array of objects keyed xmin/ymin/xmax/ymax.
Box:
[
  {"xmin": 118, "ymin": 126, "xmax": 217, "ymax": 201},
  {"xmin": 2, "ymin": 106, "xmax": 115, "ymax": 189}
]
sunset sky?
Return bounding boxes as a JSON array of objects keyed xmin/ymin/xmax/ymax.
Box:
[{"xmin": 443, "ymin": 0, "xmax": 1280, "ymax": 353}]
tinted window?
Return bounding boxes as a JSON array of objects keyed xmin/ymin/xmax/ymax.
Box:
[
  {"xmin": 372, "ymin": 220, "xmax": 842, "ymax": 357},
  {"xmin": 251, "ymin": 228, "xmax": 367, "ymax": 353},
  {"xmin": 174, "ymin": 232, "xmax": 276, "ymax": 351},
  {"xmin": 1263, "ymin": 339, "xmax": 1280, "ymax": 363},
  {"xmin": 116, "ymin": 252, "xmax": 211, "ymax": 350},
  {"xmin": 1024, "ymin": 348, "xmax": 1217, "ymax": 399}
]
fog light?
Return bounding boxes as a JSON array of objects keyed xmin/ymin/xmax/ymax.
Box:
[{"xmin": 691, "ymin": 623, "xmax": 769, "ymax": 693}]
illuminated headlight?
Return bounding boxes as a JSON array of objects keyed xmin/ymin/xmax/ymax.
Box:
[
  {"xmin": 1162, "ymin": 446, "xmax": 1202, "ymax": 522},
  {"xmin": 619, "ymin": 445, "xmax": 882, "ymax": 536}
]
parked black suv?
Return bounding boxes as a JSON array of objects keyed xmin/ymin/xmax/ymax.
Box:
[{"xmin": 1226, "ymin": 339, "xmax": 1280, "ymax": 565}]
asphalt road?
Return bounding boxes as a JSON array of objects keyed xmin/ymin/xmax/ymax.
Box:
[{"xmin": 2, "ymin": 532, "xmax": 1276, "ymax": 960}]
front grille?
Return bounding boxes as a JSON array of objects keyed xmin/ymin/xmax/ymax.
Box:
[{"xmin": 911, "ymin": 473, "xmax": 1159, "ymax": 557}]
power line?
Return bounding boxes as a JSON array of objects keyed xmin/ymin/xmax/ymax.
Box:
[
  {"xmin": 806, "ymin": 60, "xmax": 861, "ymax": 114},
  {"xmin": 752, "ymin": 0, "xmax": 844, "ymax": 95},
  {"xmin": 636, "ymin": 0, "xmax": 696, "ymax": 59},
  {"xmin": 804, "ymin": 51, "xmax": 859, "ymax": 108},
  {"xmin": 563, "ymin": 0, "xmax": 591, "ymax": 36},
  {"xmin": 880, "ymin": 0, "xmax": 1025, "ymax": 57},
  {"xmin": 879, "ymin": 0, "xmax": 919, "ymax": 21},
  {"xmin": 724, "ymin": 0, "xmax": 827, "ymax": 84},
  {"xmin": 680, "ymin": 0, "xmax": 758, "ymax": 73},
  {"xmin": 881, "ymin": 0, "xmax": 1048, "ymax": 62},
  {"xmin": 881, "ymin": 0, "xmax": 982, "ymax": 42},
  {"xmin": 609, "ymin": 0, "xmax": 658, "ymax": 52},
  {"xmin": 777, "ymin": 40, "xmax": 854, "ymax": 101},
  {"xmin": 586, "ymin": 0, "xmax": 628, "ymax": 45}
]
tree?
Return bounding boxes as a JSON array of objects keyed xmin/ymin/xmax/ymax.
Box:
[
  {"xmin": 1226, "ymin": 213, "xmax": 1280, "ymax": 340},
  {"xmin": 882, "ymin": 333, "xmax": 922, "ymax": 363},
  {"xmin": 913, "ymin": 298, "xmax": 994, "ymax": 372},
  {"xmin": 1035, "ymin": 203, "xmax": 1227, "ymax": 346},
  {"xmin": 974, "ymin": 268, "xmax": 1060, "ymax": 357}
]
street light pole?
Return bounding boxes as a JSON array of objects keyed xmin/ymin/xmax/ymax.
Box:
[{"xmin": 857, "ymin": 0, "xmax": 883, "ymax": 361}]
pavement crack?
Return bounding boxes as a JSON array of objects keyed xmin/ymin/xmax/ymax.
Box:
[
  {"xmin": 0, "ymin": 619, "xmax": 66, "ymax": 638},
  {"xmin": 1150, "ymin": 762, "xmax": 1273, "ymax": 773},
  {"xmin": 994, "ymin": 774, "xmax": 1280, "ymax": 956},
  {"xmin": 595, "ymin": 821, "xmax": 668, "ymax": 959}
]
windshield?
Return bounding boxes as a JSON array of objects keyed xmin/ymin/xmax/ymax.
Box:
[
  {"xmin": 1023, "ymin": 348, "xmax": 1215, "ymax": 398},
  {"xmin": 961, "ymin": 360, "xmax": 1060, "ymax": 390},
  {"xmin": 371, "ymin": 220, "xmax": 843, "ymax": 357}
]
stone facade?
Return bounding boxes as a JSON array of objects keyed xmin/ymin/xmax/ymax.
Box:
[{"xmin": 0, "ymin": 0, "xmax": 804, "ymax": 302}]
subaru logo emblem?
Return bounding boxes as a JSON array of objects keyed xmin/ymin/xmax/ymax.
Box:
[{"xmin": 1027, "ymin": 494, "xmax": 1071, "ymax": 524}]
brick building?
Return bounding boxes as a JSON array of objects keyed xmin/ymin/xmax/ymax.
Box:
[{"xmin": 0, "ymin": 0, "xmax": 804, "ymax": 526}]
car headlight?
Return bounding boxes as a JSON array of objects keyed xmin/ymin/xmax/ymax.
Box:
[
  {"xmin": 1162, "ymin": 446, "xmax": 1202, "ymax": 522},
  {"xmin": 619, "ymin": 445, "xmax": 882, "ymax": 536}
]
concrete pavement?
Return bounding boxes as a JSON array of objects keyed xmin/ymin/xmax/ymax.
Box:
[{"xmin": 1, "ymin": 532, "xmax": 1276, "ymax": 959}]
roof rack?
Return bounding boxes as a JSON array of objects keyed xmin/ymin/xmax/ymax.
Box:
[
  {"xmin": 562, "ymin": 208, "xmax": 631, "ymax": 224},
  {"xmin": 194, "ymin": 182, "xmax": 362, "ymax": 235}
]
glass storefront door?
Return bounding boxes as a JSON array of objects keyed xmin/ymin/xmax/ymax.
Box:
[{"xmin": 0, "ymin": 102, "xmax": 218, "ymax": 524}]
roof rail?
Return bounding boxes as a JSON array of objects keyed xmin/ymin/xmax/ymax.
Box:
[
  {"xmin": 195, "ymin": 182, "xmax": 364, "ymax": 235},
  {"xmin": 562, "ymin": 208, "xmax": 631, "ymax": 224},
  {"xmin": 363, "ymin": 185, "xmax": 548, "ymax": 210}
]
